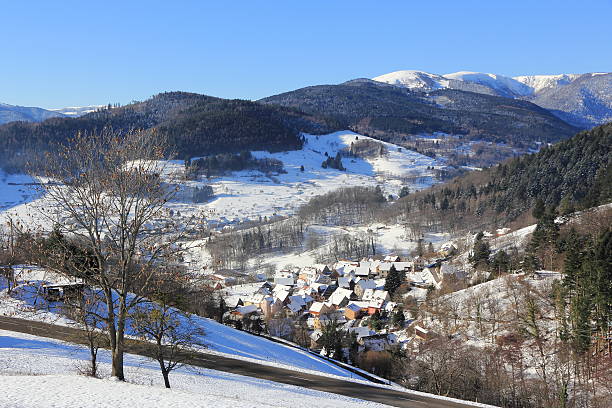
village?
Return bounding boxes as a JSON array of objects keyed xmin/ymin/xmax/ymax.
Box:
[{"xmin": 203, "ymin": 242, "xmax": 460, "ymax": 363}]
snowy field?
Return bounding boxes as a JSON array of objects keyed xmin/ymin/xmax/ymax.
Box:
[
  {"xmin": 0, "ymin": 329, "xmax": 389, "ymax": 408},
  {"xmin": 0, "ymin": 170, "xmax": 40, "ymax": 211},
  {"xmin": 240, "ymin": 223, "xmax": 452, "ymax": 275},
  {"xmin": 166, "ymin": 131, "xmax": 440, "ymax": 223}
]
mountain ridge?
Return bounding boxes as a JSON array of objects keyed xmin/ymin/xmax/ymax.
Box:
[{"xmin": 373, "ymin": 69, "xmax": 612, "ymax": 127}]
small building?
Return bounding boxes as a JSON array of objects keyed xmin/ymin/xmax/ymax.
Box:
[
  {"xmin": 344, "ymin": 303, "xmax": 364, "ymax": 320},
  {"xmin": 233, "ymin": 304, "xmax": 259, "ymax": 318},
  {"xmin": 354, "ymin": 279, "xmax": 376, "ymax": 297},
  {"xmin": 328, "ymin": 287, "xmax": 355, "ymax": 308},
  {"xmin": 414, "ymin": 325, "xmax": 431, "ymax": 340},
  {"xmin": 42, "ymin": 282, "xmax": 86, "ymax": 302},
  {"xmin": 354, "ymin": 266, "xmax": 370, "ymax": 278},
  {"xmin": 384, "ymin": 255, "xmax": 401, "ymax": 262},
  {"xmin": 309, "ymin": 301, "xmax": 332, "ymax": 316}
]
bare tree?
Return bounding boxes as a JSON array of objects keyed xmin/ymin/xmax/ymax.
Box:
[
  {"xmin": 62, "ymin": 289, "xmax": 108, "ymax": 377},
  {"xmin": 33, "ymin": 128, "xmax": 204, "ymax": 380},
  {"xmin": 131, "ymin": 298, "xmax": 206, "ymax": 388}
]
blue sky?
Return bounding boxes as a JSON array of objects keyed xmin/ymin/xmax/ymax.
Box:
[{"xmin": 1, "ymin": 0, "xmax": 611, "ymax": 108}]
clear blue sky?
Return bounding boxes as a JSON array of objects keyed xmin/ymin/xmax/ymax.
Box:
[{"xmin": 1, "ymin": 0, "xmax": 611, "ymax": 108}]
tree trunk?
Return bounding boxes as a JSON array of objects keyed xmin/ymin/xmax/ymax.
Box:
[
  {"xmin": 111, "ymin": 340, "xmax": 125, "ymax": 380},
  {"xmin": 159, "ymin": 362, "xmax": 171, "ymax": 388},
  {"xmin": 90, "ymin": 347, "xmax": 98, "ymax": 377}
]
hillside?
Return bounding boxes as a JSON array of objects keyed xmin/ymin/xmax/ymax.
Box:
[
  {"xmin": 0, "ymin": 92, "xmax": 339, "ymax": 173},
  {"xmin": 260, "ymin": 79, "xmax": 578, "ymax": 150},
  {"xmin": 393, "ymin": 122, "xmax": 612, "ymax": 229}
]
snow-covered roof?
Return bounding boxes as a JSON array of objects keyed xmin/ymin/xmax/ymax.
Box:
[
  {"xmin": 354, "ymin": 266, "xmax": 370, "ymax": 277},
  {"xmin": 236, "ymin": 304, "xmax": 258, "ymax": 315},
  {"xmin": 329, "ymin": 288, "xmax": 353, "ymax": 305},
  {"xmin": 345, "ymin": 303, "xmax": 362, "ymax": 313},
  {"xmin": 337, "ymin": 276, "xmax": 353, "ymax": 288},
  {"xmin": 362, "ymin": 289, "xmax": 389, "ymax": 302},
  {"xmin": 309, "ymin": 302, "xmax": 328, "ymax": 313},
  {"xmin": 356, "ymin": 279, "xmax": 376, "ymax": 290},
  {"xmin": 274, "ymin": 277, "xmax": 295, "ymax": 286},
  {"xmin": 275, "ymin": 290, "xmax": 290, "ymax": 302}
]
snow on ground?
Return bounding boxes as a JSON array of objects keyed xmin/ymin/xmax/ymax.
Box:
[
  {"xmin": 429, "ymin": 273, "xmax": 560, "ymax": 350},
  {"xmin": 166, "ymin": 131, "xmax": 440, "ymax": 223},
  {"xmin": 242, "ymin": 223, "xmax": 452, "ymax": 276},
  {"xmin": 0, "ymin": 266, "xmax": 358, "ymax": 379},
  {"xmin": 0, "ymin": 170, "xmax": 41, "ymax": 211},
  {"xmin": 0, "ymin": 329, "xmax": 389, "ymax": 408}
]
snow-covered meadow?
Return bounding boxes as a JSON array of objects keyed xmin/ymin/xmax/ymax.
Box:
[{"xmin": 163, "ymin": 131, "xmax": 441, "ymax": 223}]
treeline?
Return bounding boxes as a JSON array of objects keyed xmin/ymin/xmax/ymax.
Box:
[
  {"xmin": 0, "ymin": 92, "xmax": 339, "ymax": 173},
  {"xmin": 206, "ymin": 218, "xmax": 305, "ymax": 270},
  {"xmin": 298, "ymin": 186, "xmax": 387, "ymax": 226},
  {"xmin": 389, "ymin": 122, "xmax": 612, "ymax": 230},
  {"xmin": 186, "ymin": 151, "xmax": 285, "ymax": 179}
]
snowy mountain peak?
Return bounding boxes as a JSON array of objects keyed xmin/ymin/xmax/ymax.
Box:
[
  {"xmin": 443, "ymin": 71, "xmax": 533, "ymax": 97},
  {"xmin": 512, "ymin": 73, "xmax": 581, "ymax": 93},
  {"xmin": 372, "ymin": 70, "xmax": 449, "ymax": 91}
]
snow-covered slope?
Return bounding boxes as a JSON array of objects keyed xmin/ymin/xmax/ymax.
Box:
[
  {"xmin": 0, "ymin": 170, "xmax": 41, "ymax": 211},
  {"xmin": 0, "ymin": 330, "xmax": 388, "ymax": 408}
]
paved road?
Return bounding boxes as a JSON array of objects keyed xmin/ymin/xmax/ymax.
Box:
[{"xmin": 0, "ymin": 316, "xmax": 485, "ymax": 408}]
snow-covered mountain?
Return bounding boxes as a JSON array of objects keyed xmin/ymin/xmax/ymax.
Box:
[
  {"xmin": 0, "ymin": 102, "xmax": 65, "ymax": 125},
  {"xmin": 373, "ymin": 70, "xmax": 612, "ymax": 127},
  {"xmin": 513, "ymin": 73, "xmax": 582, "ymax": 93},
  {"xmin": 48, "ymin": 105, "xmax": 104, "ymax": 117},
  {"xmin": 371, "ymin": 70, "xmax": 449, "ymax": 91},
  {"xmin": 443, "ymin": 71, "xmax": 533, "ymax": 98}
]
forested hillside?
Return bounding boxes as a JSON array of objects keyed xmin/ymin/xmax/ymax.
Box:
[
  {"xmin": 391, "ymin": 123, "xmax": 612, "ymax": 230},
  {"xmin": 260, "ymin": 79, "xmax": 578, "ymax": 147},
  {"xmin": 0, "ymin": 92, "xmax": 338, "ymax": 172}
]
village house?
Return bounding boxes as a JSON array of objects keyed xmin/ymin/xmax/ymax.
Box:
[
  {"xmin": 328, "ymin": 287, "xmax": 355, "ymax": 308},
  {"xmin": 259, "ymin": 296, "xmax": 283, "ymax": 318},
  {"xmin": 309, "ymin": 301, "xmax": 332, "ymax": 316},
  {"xmin": 232, "ymin": 304, "xmax": 258, "ymax": 319},
  {"xmin": 354, "ymin": 279, "xmax": 376, "ymax": 297},
  {"xmin": 384, "ymin": 255, "xmax": 401, "ymax": 262},
  {"xmin": 344, "ymin": 303, "xmax": 364, "ymax": 320},
  {"xmin": 354, "ymin": 265, "xmax": 370, "ymax": 279}
]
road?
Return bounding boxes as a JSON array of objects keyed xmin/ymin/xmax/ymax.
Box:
[{"xmin": 0, "ymin": 316, "xmax": 486, "ymax": 408}]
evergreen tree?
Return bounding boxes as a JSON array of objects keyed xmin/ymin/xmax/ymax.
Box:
[
  {"xmin": 470, "ymin": 240, "xmax": 491, "ymax": 268},
  {"xmin": 491, "ymin": 250, "xmax": 510, "ymax": 276},
  {"xmin": 532, "ymin": 198, "xmax": 546, "ymax": 220},
  {"xmin": 384, "ymin": 265, "xmax": 404, "ymax": 295}
]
